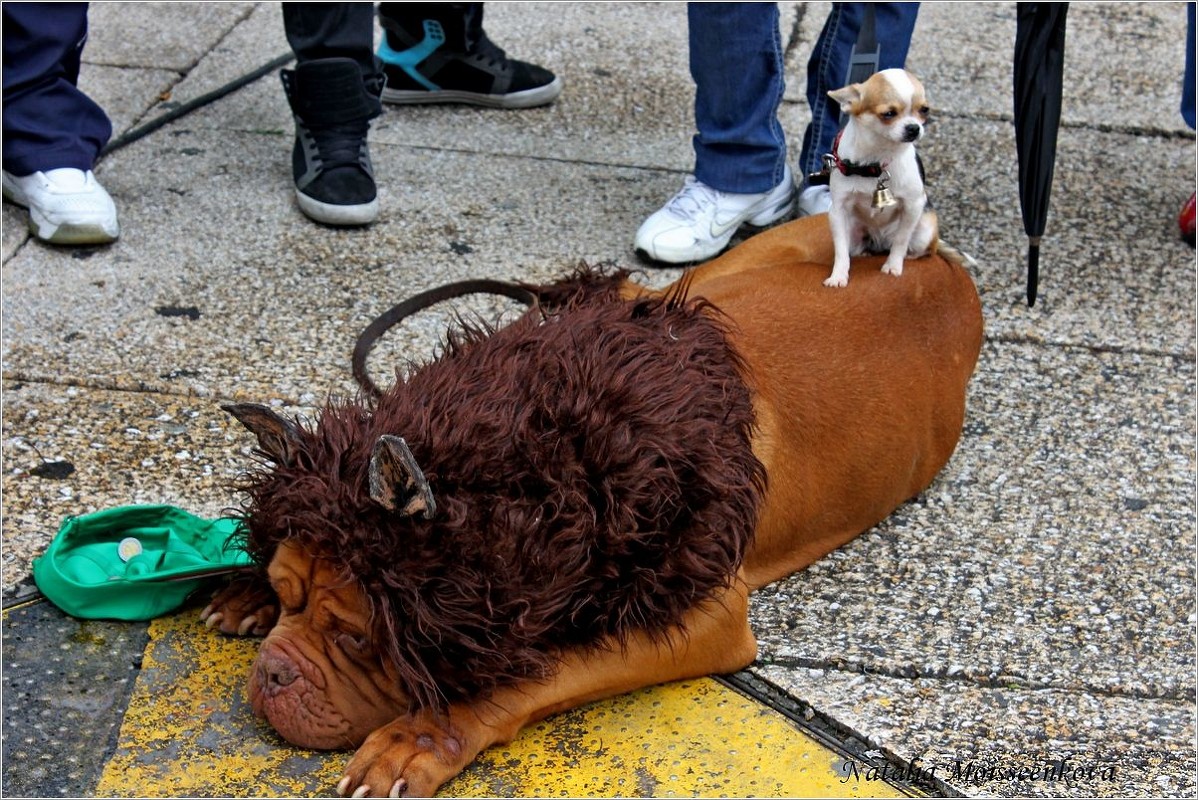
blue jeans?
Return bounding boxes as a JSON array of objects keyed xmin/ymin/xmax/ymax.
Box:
[
  {"xmin": 687, "ymin": 2, "xmax": 919, "ymax": 194},
  {"xmin": 688, "ymin": 3, "xmax": 787, "ymax": 194},
  {"xmin": 2, "ymin": 2, "xmax": 112, "ymax": 175}
]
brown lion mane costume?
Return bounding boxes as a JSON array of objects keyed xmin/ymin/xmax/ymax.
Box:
[{"xmin": 229, "ymin": 270, "xmax": 765, "ymax": 711}]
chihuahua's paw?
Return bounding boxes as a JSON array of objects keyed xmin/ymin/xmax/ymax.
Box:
[
  {"xmin": 823, "ymin": 273, "xmax": 849, "ymax": 288},
  {"xmin": 339, "ymin": 715, "xmax": 469, "ymax": 798},
  {"xmin": 881, "ymin": 260, "xmax": 905, "ymax": 276},
  {"xmin": 201, "ymin": 574, "xmax": 278, "ymax": 636}
]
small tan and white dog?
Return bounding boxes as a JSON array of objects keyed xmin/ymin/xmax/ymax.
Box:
[{"xmin": 824, "ymin": 68, "xmax": 938, "ymax": 288}]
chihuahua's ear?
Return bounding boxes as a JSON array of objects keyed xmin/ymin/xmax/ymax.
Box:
[{"xmin": 828, "ymin": 84, "xmax": 863, "ymax": 115}]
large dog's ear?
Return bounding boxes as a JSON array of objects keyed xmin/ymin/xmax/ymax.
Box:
[
  {"xmin": 369, "ymin": 435, "xmax": 436, "ymax": 519},
  {"xmin": 223, "ymin": 403, "xmax": 304, "ymax": 467}
]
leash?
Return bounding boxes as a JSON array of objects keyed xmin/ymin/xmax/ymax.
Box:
[{"xmin": 351, "ymin": 279, "xmax": 537, "ymax": 399}]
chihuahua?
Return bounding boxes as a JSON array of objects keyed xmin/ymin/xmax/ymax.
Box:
[{"xmin": 823, "ymin": 68, "xmax": 938, "ymax": 288}]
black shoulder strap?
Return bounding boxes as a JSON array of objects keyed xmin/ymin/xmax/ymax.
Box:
[
  {"xmin": 840, "ymin": 4, "xmax": 880, "ymax": 127},
  {"xmin": 847, "ymin": 3, "xmax": 880, "ymax": 85}
]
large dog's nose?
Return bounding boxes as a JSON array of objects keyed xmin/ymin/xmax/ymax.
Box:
[
  {"xmin": 902, "ymin": 123, "xmax": 922, "ymax": 142},
  {"xmin": 258, "ymin": 652, "xmax": 299, "ymax": 690}
]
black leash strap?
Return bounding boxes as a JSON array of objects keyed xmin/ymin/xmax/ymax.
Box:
[{"xmin": 351, "ymin": 279, "xmax": 537, "ymax": 398}]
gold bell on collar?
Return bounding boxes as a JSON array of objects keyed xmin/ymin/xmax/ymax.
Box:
[{"xmin": 872, "ymin": 171, "xmax": 898, "ymax": 210}]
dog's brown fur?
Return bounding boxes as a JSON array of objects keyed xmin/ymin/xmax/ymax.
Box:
[
  {"xmin": 231, "ymin": 272, "xmax": 765, "ymax": 713},
  {"xmin": 209, "ymin": 215, "xmax": 983, "ymax": 797}
]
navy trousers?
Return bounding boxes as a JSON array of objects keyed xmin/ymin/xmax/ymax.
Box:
[{"xmin": 3, "ymin": 2, "xmax": 111, "ymax": 175}]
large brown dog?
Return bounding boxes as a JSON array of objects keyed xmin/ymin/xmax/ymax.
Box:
[{"xmin": 207, "ymin": 215, "xmax": 983, "ymax": 798}]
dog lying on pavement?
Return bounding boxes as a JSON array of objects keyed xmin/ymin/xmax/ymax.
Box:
[{"xmin": 206, "ymin": 214, "xmax": 983, "ymax": 798}]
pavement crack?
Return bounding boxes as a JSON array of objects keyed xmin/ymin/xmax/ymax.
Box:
[
  {"xmin": 929, "ymin": 108, "xmax": 1196, "ymax": 140},
  {"xmin": 721, "ymin": 671, "xmax": 967, "ymax": 798},
  {"xmin": 756, "ymin": 656, "xmax": 1196, "ymax": 703},
  {"xmin": 984, "ymin": 332, "xmax": 1195, "ymax": 362},
  {"xmin": 101, "ymin": 40, "xmax": 293, "ymax": 158},
  {"xmin": 1, "ymin": 230, "xmax": 34, "ymax": 266}
]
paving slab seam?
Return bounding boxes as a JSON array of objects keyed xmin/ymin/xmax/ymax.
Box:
[
  {"xmin": 2, "ymin": 372, "xmax": 222, "ymax": 400},
  {"xmin": 99, "ymin": 52, "xmax": 294, "ymax": 159},
  {"xmin": 392, "ymin": 140, "xmax": 734, "ymax": 176},
  {"xmin": 92, "ymin": 5, "xmax": 259, "ymax": 116},
  {"xmin": 981, "ymin": 334, "xmax": 1196, "ymax": 362},
  {"xmin": 1, "ymin": 372, "xmax": 301, "ymax": 405},
  {"xmin": 85, "ymin": 3, "xmax": 257, "ymax": 75},
  {"xmin": 1, "ymin": 236, "xmax": 31, "ymax": 267},
  {"xmin": 1, "ymin": 591, "xmax": 45, "ymax": 613},
  {"xmin": 725, "ymin": 671, "xmax": 955, "ymax": 798},
  {"xmin": 928, "ymin": 108, "xmax": 1198, "ymax": 141},
  {"xmin": 756, "ymin": 656, "xmax": 1195, "ymax": 704}
]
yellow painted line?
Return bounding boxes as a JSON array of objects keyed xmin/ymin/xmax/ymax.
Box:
[
  {"xmin": 451, "ymin": 678, "xmax": 909, "ymax": 798},
  {"xmin": 98, "ymin": 611, "xmax": 908, "ymax": 797}
]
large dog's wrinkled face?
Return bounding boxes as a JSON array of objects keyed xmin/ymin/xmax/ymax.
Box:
[{"xmin": 248, "ymin": 542, "xmax": 408, "ymax": 750}]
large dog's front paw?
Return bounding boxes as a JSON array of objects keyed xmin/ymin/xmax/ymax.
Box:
[
  {"xmin": 338, "ymin": 714, "xmax": 469, "ymax": 798},
  {"xmin": 200, "ymin": 574, "xmax": 278, "ymax": 636}
]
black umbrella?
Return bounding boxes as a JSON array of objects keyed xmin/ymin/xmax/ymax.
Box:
[{"xmin": 1013, "ymin": 3, "xmax": 1068, "ymax": 307}]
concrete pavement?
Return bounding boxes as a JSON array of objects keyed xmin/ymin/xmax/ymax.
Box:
[{"xmin": 2, "ymin": 3, "xmax": 1195, "ymax": 797}]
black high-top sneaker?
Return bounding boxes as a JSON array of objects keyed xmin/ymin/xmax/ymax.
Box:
[
  {"xmin": 376, "ymin": 2, "xmax": 561, "ymax": 108},
  {"xmin": 281, "ymin": 58, "xmax": 383, "ymax": 226}
]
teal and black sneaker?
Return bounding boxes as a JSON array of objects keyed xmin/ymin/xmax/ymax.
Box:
[{"xmin": 376, "ymin": 2, "xmax": 561, "ymax": 109}]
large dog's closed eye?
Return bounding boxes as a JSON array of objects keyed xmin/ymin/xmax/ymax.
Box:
[{"xmin": 212, "ymin": 215, "xmax": 983, "ymax": 798}]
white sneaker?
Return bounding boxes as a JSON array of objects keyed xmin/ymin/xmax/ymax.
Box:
[
  {"xmin": 797, "ymin": 184, "xmax": 831, "ymax": 217},
  {"xmin": 2, "ymin": 168, "xmax": 120, "ymax": 245},
  {"xmin": 635, "ymin": 166, "xmax": 795, "ymax": 264}
]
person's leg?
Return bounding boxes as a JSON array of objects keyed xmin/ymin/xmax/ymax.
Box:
[
  {"xmin": 797, "ymin": 2, "xmax": 919, "ymax": 215},
  {"xmin": 280, "ymin": 3, "xmax": 383, "ymax": 226},
  {"xmin": 283, "ymin": 2, "xmax": 380, "ymax": 78},
  {"xmin": 2, "ymin": 2, "xmax": 119, "ymax": 244},
  {"xmin": 376, "ymin": 2, "xmax": 560, "ymax": 108},
  {"xmin": 634, "ymin": 2, "xmax": 794, "ymax": 265},
  {"xmin": 2, "ymin": 2, "xmax": 110, "ymax": 175},
  {"xmin": 688, "ymin": 2, "xmax": 787, "ymax": 194}
]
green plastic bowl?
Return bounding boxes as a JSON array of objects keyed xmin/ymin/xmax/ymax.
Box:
[{"xmin": 32, "ymin": 504, "xmax": 253, "ymax": 621}]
